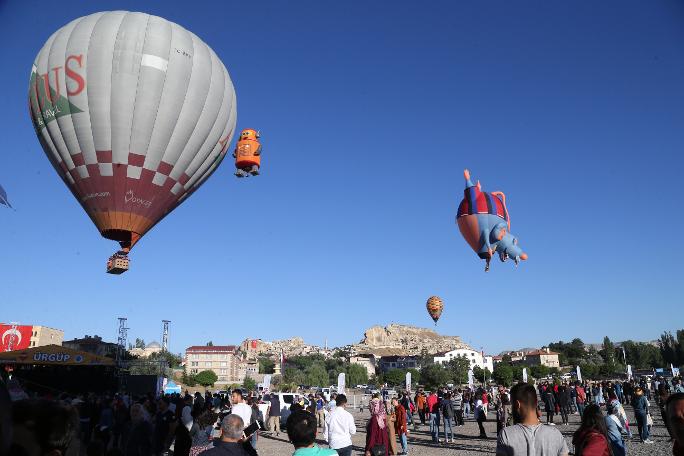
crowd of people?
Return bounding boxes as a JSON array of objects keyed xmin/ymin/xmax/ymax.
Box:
[{"xmin": 1, "ymin": 374, "xmax": 684, "ymax": 456}]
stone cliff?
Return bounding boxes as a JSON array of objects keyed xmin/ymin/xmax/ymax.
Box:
[{"xmin": 354, "ymin": 324, "xmax": 468, "ymax": 355}]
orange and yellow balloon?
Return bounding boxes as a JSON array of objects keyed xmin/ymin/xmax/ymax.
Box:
[{"xmin": 426, "ymin": 296, "xmax": 444, "ymax": 324}]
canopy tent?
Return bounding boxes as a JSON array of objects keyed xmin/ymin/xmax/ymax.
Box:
[
  {"xmin": 0, "ymin": 344, "xmax": 114, "ymax": 366},
  {"xmin": 164, "ymin": 380, "xmax": 181, "ymax": 394}
]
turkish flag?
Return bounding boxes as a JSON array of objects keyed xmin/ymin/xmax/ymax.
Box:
[{"xmin": 0, "ymin": 325, "xmax": 33, "ymax": 351}]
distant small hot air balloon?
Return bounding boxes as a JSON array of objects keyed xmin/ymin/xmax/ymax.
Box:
[
  {"xmin": 426, "ymin": 296, "xmax": 444, "ymax": 324},
  {"xmin": 28, "ymin": 12, "xmax": 237, "ymax": 274},
  {"xmin": 456, "ymin": 169, "xmax": 527, "ymax": 272},
  {"xmin": 0, "ymin": 184, "xmax": 11, "ymax": 209},
  {"xmin": 233, "ymin": 129, "xmax": 262, "ymax": 178}
]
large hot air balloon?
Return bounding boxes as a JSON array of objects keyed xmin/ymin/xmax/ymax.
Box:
[
  {"xmin": 426, "ymin": 296, "xmax": 443, "ymax": 324},
  {"xmin": 0, "ymin": 184, "xmax": 11, "ymax": 208},
  {"xmin": 456, "ymin": 169, "xmax": 527, "ymax": 271},
  {"xmin": 28, "ymin": 12, "xmax": 237, "ymax": 274}
]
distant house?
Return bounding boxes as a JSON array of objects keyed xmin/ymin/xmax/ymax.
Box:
[
  {"xmin": 130, "ymin": 341, "xmax": 163, "ymax": 358},
  {"xmin": 433, "ymin": 348, "xmax": 493, "ymax": 371},
  {"xmin": 349, "ymin": 354, "xmax": 377, "ymax": 379},
  {"xmin": 524, "ymin": 348, "xmax": 560, "ymax": 368},
  {"xmin": 63, "ymin": 335, "xmax": 118, "ymax": 357},
  {"xmin": 379, "ymin": 356, "xmax": 418, "ymax": 372}
]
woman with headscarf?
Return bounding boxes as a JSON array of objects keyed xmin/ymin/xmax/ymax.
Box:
[
  {"xmin": 571, "ymin": 404, "xmax": 610, "ymax": 456},
  {"xmin": 385, "ymin": 400, "xmax": 398, "ymax": 455},
  {"xmin": 365, "ymin": 395, "xmax": 389, "ymax": 456},
  {"xmin": 607, "ymin": 391, "xmax": 632, "ymax": 439}
]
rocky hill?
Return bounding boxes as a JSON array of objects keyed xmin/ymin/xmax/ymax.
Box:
[{"xmin": 352, "ymin": 324, "xmax": 469, "ymax": 356}]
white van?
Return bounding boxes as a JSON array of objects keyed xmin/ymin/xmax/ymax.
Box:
[{"xmin": 259, "ymin": 392, "xmax": 312, "ymax": 425}]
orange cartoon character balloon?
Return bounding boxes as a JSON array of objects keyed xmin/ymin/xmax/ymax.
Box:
[{"xmin": 233, "ymin": 129, "xmax": 262, "ymax": 178}]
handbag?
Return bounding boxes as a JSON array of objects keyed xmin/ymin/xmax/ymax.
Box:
[
  {"xmin": 371, "ymin": 444, "xmax": 386, "ymax": 456},
  {"xmin": 646, "ymin": 413, "xmax": 653, "ymax": 426}
]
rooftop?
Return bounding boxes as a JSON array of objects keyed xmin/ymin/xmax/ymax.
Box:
[
  {"xmin": 186, "ymin": 345, "xmax": 237, "ymax": 353},
  {"xmin": 525, "ymin": 349, "xmax": 559, "ymax": 356}
]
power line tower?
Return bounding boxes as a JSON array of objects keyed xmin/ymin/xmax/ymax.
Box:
[{"xmin": 161, "ymin": 320, "xmax": 170, "ymax": 353}]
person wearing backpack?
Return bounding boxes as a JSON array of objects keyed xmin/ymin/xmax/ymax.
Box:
[{"xmin": 440, "ymin": 392, "xmax": 455, "ymax": 443}]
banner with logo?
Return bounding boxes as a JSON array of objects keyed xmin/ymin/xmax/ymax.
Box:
[
  {"xmin": 576, "ymin": 365, "xmax": 582, "ymax": 382},
  {"xmin": 0, "ymin": 344, "xmax": 114, "ymax": 366},
  {"xmin": 0, "ymin": 324, "xmax": 33, "ymax": 351},
  {"xmin": 337, "ymin": 373, "xmax": 346, "ymax": 394},
  {"xmin": 522, "ymin": 368, "xmax": 528, "ymax": 383},
  {"xmin": 627, "ymin": 364, "xmax": 633, "ymax": 380},
  {"xmin": 263, "ymin": 374, "xmax": 272, "ymax": 393},
  {"xmin": 468, "ymin": 369, "xmax": 474, "ymax": 389},
  {"xmin": 406, "ymin": 372, "xmax": 412, "ymax": 392}
]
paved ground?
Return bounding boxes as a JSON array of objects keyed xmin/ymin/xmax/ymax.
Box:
[{"xmin": 253, "ymin": 404, "xmax": 674, "ymax": 455}]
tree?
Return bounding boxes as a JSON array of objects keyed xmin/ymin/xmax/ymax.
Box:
[
  {"xmin": 258, "ymin": 356, "xmax": 275, "ymax": 374},
  {"xmin": 305, "ymin": 364, "xmax": 329, "ymax": 387},
  {"xmin": 502, "ymin": 354, "xmax": 512, "ymax": 364},
  {"xmin": 195, "ymin": 370, "xmax": 218, "ymax": 387},
  {"xmin": 384, "ymin": 369, "xmax": 406, "ymax": 386},
  {"xmin": 283, "ymin": 367, "xmax": 306, "ymax": 386},
  {"xmin": 420, "ymin": 364, "xmax": 451, "ymax": 389},
  {"xmin": 347, "ymin": 363, "xmax": 369, "ymax": 387},
  {"xmin": 134, "ymin": 338, "xmax": 146, "ymax": 349},
  {"xmin": 206, "ymin": 341, "xmax": 213, "ymax": 346},
  {"xmin": 493, "ymin": 363, "xmax": 513, "ymax": 386},
  {"xmin": 472, "ymin": 366, "xmax": 491, "ymax": 383},
  {"xmin": 530, "ymin": 365, "xmax": 549, "ymax": 379},
  {"xmin": 243, "ymin": 375, "xmax": 257, "ymax": 391},
  {"xmin": 600, "ymin": 336, "xmax": 615, "ymax": 364},
  {"xmin": 182, "ymin": 371, "xmax": 197, "ymax": 387},
  {"xmin": 445, "ymin": 356, "xmax": 470, "ymax": 385}
]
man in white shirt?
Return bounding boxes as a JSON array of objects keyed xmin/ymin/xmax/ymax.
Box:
[
  {"xmin": 324, "ymin": 394, "xmax": 356, "ymax": 456},
  {"xmin": 231, "ymin": 390, "xmax": 253, "ymax": 431}
]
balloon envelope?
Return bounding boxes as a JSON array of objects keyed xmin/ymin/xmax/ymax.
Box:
[
  {"xmin": 29, "ymin": 12, "xmax": 237, "ymax": 250},
  {"xmin": 0, "ymin": 184, "xmax": 10, "ymax": 208},
  {"xmin": 426, "ymin": 296, "xmax": 444, "ymax": 323}
]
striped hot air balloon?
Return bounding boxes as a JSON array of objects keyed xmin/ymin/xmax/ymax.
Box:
[
  {"xmin": 28, "ymin": 11, "xmax": 237, "ymax": 273},
  {"xmin": 426, "ymin": 296, "xmax": 444, "ymax": 324}
]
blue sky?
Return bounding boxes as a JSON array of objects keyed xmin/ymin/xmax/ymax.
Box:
[{"xmin": 1, "ymin": 0, "xmax": 682, "ymax": 356}]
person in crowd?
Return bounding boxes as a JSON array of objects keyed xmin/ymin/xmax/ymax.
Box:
[
  {"xmin": 189, "ymin": 410, "xmax": 217, "ymax": 455},
  {"xmin": 666, "ymin": 392, "xmax": 684, "ymax": 456},
  {"xmin": 123, "ymin": 403, "xmax": 152, "ymax": 456},
  {"xmin": 365, "ymin": 395, "xmax": 389, "ymax": 456},
  {"xmin": 266, "ymin": 392, "xmax": 282, "ymax": 437},
  {"xmin": 605, "ymin": 402, "xmax": 627, "ymax": 456},
  {"xmin": 415, "ymin": 390, "xmax": 427, "ymax": 425},
  {"xmin": 475, "ymin": 399, "xmax": 487, "ymax": 438},
  {"xmin": 323, "ymin": 394, "xmax": 356, "ymax": 456},
  {"xmin": 633, "ymin": 386, "xmax": 654, "ymax": 444},
  {"xmin": 452, "ymin": 389, "xmax": 464, "ymax": 427},
  {"xmin": 623, "ymin": 382, "xmax": 633, "ymax": 405},
  {"xmin": 9, "ymin": 399, "xmax": 80, "ymax": 456},
  {"xmin": 316, "ymin": 394, "xmax": 326, "ymax": 429},
  {"xmin": 607, "ymin": 392, "xmax": 631, "ymax": 439},
  {"xmin": 496, "ymin": 383, "xmax": 568, "ymax": 456},
  {"xmin": 674, "ymin": 379, "xmax": 684, "ymax": 394},
  {"xmin": 154, "ymin": 397, "xmax": 176, "ymax": 456},
  {"xmin": 463, "ymin": 389, "xmax": 472, "ymax": 418},
  {"xmin": 247, "ymin": 397, "xmax": 262, "ymax": 449},
  {"xmin": 614, "ymin": 381, "xmax": 624, "ymax": 405},
  {"xmin": 287, "ymin": 410, "xmax": 337, "ymax": 456},
  {"xmin": 542, "ymin": 384, "xmax": 556, "ymax": 425},
  {"xmin": 230, "ymin": 390, "xmax": 252, "ymax": 434},
  {"xmin": 392, "ymin": 397, "xmax": 408, "ymax": 455},
  {"xmin": 201, "ymin": 414, "xmax": 252, "ymax": 456},
  {"xmin": 399, "ymin": 392, "xmax": 414, "ymax": 429},
  {"xmin": 659, "ymin": 383, "xmax": 673, "ymax": 439},
  {"xmin": 440, "ymin": 392, "xmax": 454, "ymax": 443},
  {"xmin": 385, "ymin": 400, "xmax": 398, "ymax": 455},
  {"xmin": 572, "ymin": 404, "xmax": 611, "ymax": 456},
  {"xmin": 495, "ymin": 402, "xmax": 506, "ymax": 435},
  {"xmin": 576, "ymin": 381, "xmax": 587, "ymax": 418},
  {"xmin": 559, "ymin": 384, "xmax": 571, "ymax": 425},
  {"xmin": 427, "ymin": 390, "xmax": 440, "ymax": 443}
]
